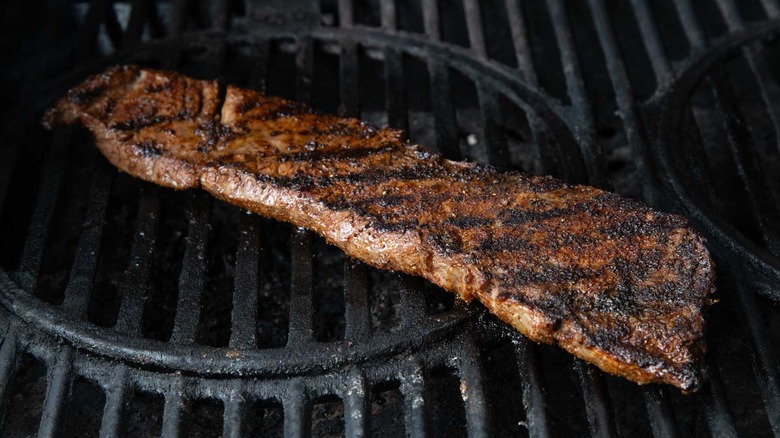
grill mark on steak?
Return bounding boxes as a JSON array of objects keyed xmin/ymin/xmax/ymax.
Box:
[
  {"xmin": 42, "ymin": 65, "xmax": 715, "ymax": 392},
  {"xmin": 133, "ymin": 139, "xmax": 164, "ymax": 158}
]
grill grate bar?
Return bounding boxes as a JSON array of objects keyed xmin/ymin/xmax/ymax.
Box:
[
  {"xmin": 401, "ymin": 358, "xmax": 427, "ymax": 436},
  {"xmin": 340, "ymin": 39, "xmax": 360, "ymax": 117},
  {"xmin": 742, "ymin": 44, "xmax": 780, "ymax": 155},
  {"xmin": 115, "ymin": 189, "xmax": 160, "ymax": 334},
  {"xmin": 344, "ymin": 370, "xmax": 370, "ymax": 437},
  {"xmin": 287, "ymin": 229, "xmax": 314, "ymax": 345},
  {"xmin": 715, "ymin": 0, "xmax": 780, "ymax": 156},
  {"xmin": 222, "ymin": 384, "xmax": 247, "ymax": 438},
  {"xmin": 711, "ymin": 73, "xmax": 780, "ymax": 255},
  {"xmin": 207, "ymin": 42, "xmax": 228, "ymax": 82},
  {"xmin": 296, "ymin": 36, "xmax": 314, "ymax": 104},
  {"xmin": 168, "ymin": 0, "xmax": 189, "ymax": 36},
  {"xmin": 98, "ymin": 366, "xmax": 129, "ymax": 438},
  {"xmin": 587, "ymin": 0, "xmax": 656, "ymax": 201},
  {"xmin": 428, "ymin": 61, "xmax": 460, "ymax": 159},
  {"xmin": 170, "ymin": 194, "xmax": 210, "ymax": 344},
  {"xmin": 575, "ymin": 360, "xmax": 617, "ymax": 438},
  {"xmin": 16, "ymin": 129, "xmax": 71, "ymax": 291},
  {"xmin": 0, "ymin": 137, "xmax": 19, "ymax": 215},
  {"xmin": 101, "ymin": 1, "xmax": 123, "ymax": 51},
  {"xmin": 672, "ymin": 0, "xmax": 706, "ymax": 50},
  {"xmin": 212, "ymin": 0, "xmax": 231, "ymax": 31},
  {"xmin": 682, "ymin": 107, "xmax": 723, "ymax": 208},
  {"xmin": 642, "ymin": 386, "xmax": 680, "ymax": 438},
  {"xmin": 284, "ymin": 380, "xmax": 312, "ymax": 438},
  {"xmin": 681, "ymin": 110, "xmax": 739, "ymax": 435},
  {"xmin": 344, "ymin": 260, "xmax": 371, "ymax": 342},
  {"xmin": 629, "ymin": 0, "xmax": 673, "ymax": 85},
  {"xmin": 38, "ymin": 348, "xmax": 73, "ymax": 438},
  {"xmin": 397, "ymin": 276, "xmax": 426, "ymax": 329},
  {"xmin": 229, "ymin": 214, "xmax": 261, "ymax": 349},
  {"xmin": 380, "ymin": 0, "xmax": 408, "ymax": 133},
  {"xmin": 504, "ymin": 0, "xmax": 537, "ymax": 83},
  {"xmin": 479, "ymin": 84, "xmax": 510, "ymax": 169},
  {"xmin": 62, "ymin": 162, "xmax": 113, "ymax": 316},
  {"xmin": 762, "ymin": 0, "xmax": 780, "ymax": 17},
  {"xmin": 0, "ymin": 326, "xmax": 19, "ymax": 429},
  {"xmin": 421, "ymin": 0, "xmax": 440, "ymax": 41},
  {"xmin": 161, "ymin": 376, "xmax": 185, "ymax": 437},
  {"xmin": 124, "ymin": 0, "xmax": 152, "ymax": 49},
  {"xmin": 547, "ymin": 0, "xmax": 590, "ymax": 112},
  {"xmin": 733, "ymin": 276, "xmax": 780, "ymax": 434},
  {"xmin": 713, "ymin": 0, "xmax": 745, "ymax": 31},
  {"xmin": 459, "ymin": 334, "xmax": 490, "ymax": 437},
  {"xmin": 250, "ymin": 39, "xmax": 271, "ymax": 92},
  {"xmin": 74, "ymin": 0, "xmax": 108, "ymax": 61},
  {"xmin": 383, "ymin": 47, "xmax": 409, "ymax": 133},
  {"xmin": 338, "ymin": 0, "xmax": 354, "ymax": 27},
  {"xmin": 462, "ymin": 0, "xmax": 487, "ymax": 57},
  {"xmin": 701, "ymin": 363, "xmax": 738, "ymax": 437},
  {"xmin": 546, "ymin": 0, "xmax": 608, "ymax": 188},
  {"xmin": 380, "ymin": 0, "xmax": 396, "ymax": 30},
  {"xmin": 504, "ymin": 0, "xmax": 565, "ymax": 177},
  {"xmin": 513, "ymin": 336, "xmax": 550, "ymax": 438}
]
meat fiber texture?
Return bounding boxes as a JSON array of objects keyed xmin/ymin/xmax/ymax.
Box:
[{"xmin": 43, "ymin": 65, "xmax": 715, "ymax": 391}]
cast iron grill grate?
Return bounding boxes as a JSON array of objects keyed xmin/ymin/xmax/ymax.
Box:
[{"xmin": 0, "ymin": 0, "xmax": 780, "ymax": 436}]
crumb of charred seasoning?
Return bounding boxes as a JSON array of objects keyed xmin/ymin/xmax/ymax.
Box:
[{"xmin": 134, "ymin": 139, "xmax": 163, "ymax": 158}]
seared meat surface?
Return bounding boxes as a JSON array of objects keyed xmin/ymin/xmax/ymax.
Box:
[{"xmin": 43, "ymin": 66, "xmax": 714, "ymax": 391}]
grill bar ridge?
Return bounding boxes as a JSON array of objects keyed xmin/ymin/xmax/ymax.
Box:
[
  {"xmin": 98, "ymin": 365, "xmax": 129, "ymax": 438},
  {"xmin": 62, "ymin": 162, "xmax": 113, "ymax": 316},
  {"xmin": 229, "ymin": 214, "xmax": 261, "ymax": 349},
  {"xmin": 170, "ymin": 194, "xmax": 210, "ymax": 345},
  {"xmin": 115, "ymin": 189, "xmax": 160, "ymax": 334}
]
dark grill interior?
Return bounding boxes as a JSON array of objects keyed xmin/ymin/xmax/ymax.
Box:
[{"xmin": 1, "ymin": 0, "xmax": 780, "ymax": 436}]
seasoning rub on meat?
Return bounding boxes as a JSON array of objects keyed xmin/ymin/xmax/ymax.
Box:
[{"xmin": 43, "ymin": 65, "xmax": 715, "ymax": 391}]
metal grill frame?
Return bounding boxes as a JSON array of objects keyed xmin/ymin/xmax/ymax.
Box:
[{"xmin": 2, "ymin": 0, "xmax": 780, "ymax": 436}]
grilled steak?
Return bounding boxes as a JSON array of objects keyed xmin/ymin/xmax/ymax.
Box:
[{"xmin": 43, "ymin": 65, "xmax": 714, "ymax": 391}]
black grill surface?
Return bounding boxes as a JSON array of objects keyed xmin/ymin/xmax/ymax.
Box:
[{"xmin": 1, "ymin": 0, "xmax": 780, "ymax": 437}]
